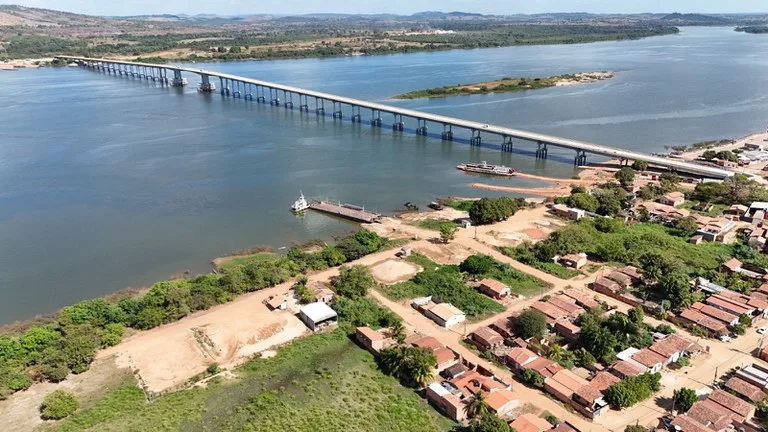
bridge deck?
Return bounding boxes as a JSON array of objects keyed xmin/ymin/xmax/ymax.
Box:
[{"xmin": 56, "ymin": 56, "xmax": 734, "ymax": 179}]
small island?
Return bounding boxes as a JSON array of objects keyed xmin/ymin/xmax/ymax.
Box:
[
  {"xmin": 735, "ymin": 26, "xmax": 768, "ymax": 34},
  {"xmin": 392, "ymin": 71, "xmax": 615, "ymax": 99}
]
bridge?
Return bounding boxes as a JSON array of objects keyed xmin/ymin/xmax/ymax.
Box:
[{"xmin": 55, "ymin": 55, "xmax": 734, "ymax": 179}]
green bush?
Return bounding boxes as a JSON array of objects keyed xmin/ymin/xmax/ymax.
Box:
[
  {"xmin": 517, "ymin": 309, "xmax": 548, "ymax": 339},
  {"xmin": 604, "ymin": 373, "xmax": 661, "ymax": 408},
  {"xmin": 40, "ymin": 389, "xmax": 78, "ymax": 420}
]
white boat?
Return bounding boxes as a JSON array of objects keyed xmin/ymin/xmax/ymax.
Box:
[{"xmin": 291, "ymin": 191, "xmax": 309, "ymax": 212}]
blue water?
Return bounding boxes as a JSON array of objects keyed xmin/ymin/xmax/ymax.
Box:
[{"xmin": 1, "ymin": 26, "xmax": 768, "ymax": 323}]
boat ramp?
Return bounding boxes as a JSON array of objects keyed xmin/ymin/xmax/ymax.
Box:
[{"xmin": 308, "ymin": 200, "xmax": 383, "ymax": 223}]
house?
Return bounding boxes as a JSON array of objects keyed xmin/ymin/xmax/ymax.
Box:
[
  {"xmin": 265, "ymin": 295, "xmax": 287, "ymax": 311},
  {"xmin": 630, "ymin": 348, "xmax": 665, "ymax": 373},
  {"xmin": 424, "ymin": 303, "xmax": 466, "ymax": 328},
  {"xmin": 409, "ymin": 335, "xmax": 459, "ymax": 372},
  {"xmin": 478, "ymin": 278, "xmax": 511, "ymax": 299},
  {"xmin": 689, "ymin": 235, "xmax": 704, "ymax": 245},
  {"xmin": 531, "ymin": 301, "xmax": 570, "ymax": 322},
  {"xmin": 552, "ymin": 204, "xmax": 585, "ymax": 221},
  {"xmin": 554, "ymin": 319, "xmax": 581, "ymax": 342},
  {"xmin": 726, "ymin": 204, "xmax": 749, "ymax": 219},
  {"xmin": 573, "ymin": 384, "xmax": 609, "ymax": 418},
  {"xmin": 460, "ymin": 219, "xmax": 472, "ymax": 229},
  {"xmin": 548, "ymin": 296, "xmax": 586, "ymax": 318},
  {"xmin": 545, "ymin": 369, "xmax": 608, "ymax": 418},
  {"xmin": 678, "ymin": 308, "xmax": 728, "ymax": 336},
  {"xmin": 725, "ymin": 376, "xmax": 768, "ymax": 402},
  {"xmin": 745, "ymin": 202, "xmax": 768, "ymax": 224},
  {"xmin": 399, "ymin": 246, "xmax": 412, "ymax": 257},
  {"xmin": 356, "ymin": 326, "xmax": 388, "ymax": 353},
  {"xmin": 694, "ymin": 277, "xmax": 727, "ymax": 295},
  {"xmin": 736, "ymin": 364, "xmax": 768, "ymax": 389},
  {"xmin": 591, "ymin": 277, "xmax": 622, "ymax": 295},
  {"xmin": 442, "ymin": 363, "xmax": 469, "ymax": 380},
  {"xmin": 648, "ymin": 334, "xmax": 694, "ymax": 366},
  {"xmin": 552, "ymin": 423, "xmax": 581, "ymax": 432},
  {"xmin": 707, "ymin": 389, "xmax": 755, "ymax": 420},
  {"xmin": 311, "ymin": 281, "xmax": 335, "ymax": 304},
  {"xmin": 469, "ymin": 327, "xmax": 505, "ymax": 351},
  {"xmin": 426, "ymin": 382, "xmax": 466, "ymax": 422},
  {"xmin": 298, "ymin": 302, "xmax": 338, "ymax": 331},
  {"xmin": 609, "ymin": 360, "xmax": 645, "ymax": 379},
  {"xmin": 670, "ymin": 414, "xmax": 712, "ymax": 432},
  {"xmin": 589, "ymin": 370, "xmax": 622, "ymax": 393},
  {"xmin": 686, "ymin": 399, "xmax": 735, "ymax": 431},
  {"xmin": 491, "ymin": 317, "xmax": 516, "ymax": 339},
  {"xmin": 689, "ymin": 302, "xmax": 739, "ymax": 325},
  {"xmin": 526, "ymin": 357, "xmax": 564, "ymax": 378},
  {"xmin": 606, "ymin": 271, "xmax": 633, "ymax": 288},
  {"xmin": 561, "ymin": 290, "xmax": 600, "ymax": 310},
  {"xmin": 659, "ymin": 191, "xmax": 686, "ymax": 207},
  {"xmin": 706, "ymin": 295, "xmax": 754, "ymax": 316},
  {"xmin": 506, "ymin": 347, "xmax": 539, "ymax": 373},
  {"xmin": 484, "ymin": 388, "xmax": 520, "ymax": 418},
  {"xmin": 509, "ymin": 413, "xmax": 554, "ymax": 432},
  {"xmin": 618, "ymin": 266, "xmax": 644, "ymax": 284},
  {"xmin": 696, "ymin": 217, "xmax": 736, "ymax": 242},
  {"xmin": 558, "ymin": 254, "xmax": 587, "ymax": 270}
]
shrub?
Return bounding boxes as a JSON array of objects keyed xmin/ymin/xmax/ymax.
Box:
[
  {"xmin": 40, "ymin": 389, "xmax": 78, "ymax": 420},
  {"xmin": 333, "ymin": 265, "xmax": 375, "ymax": 299},
  {"xmin": 516, "ymin": 309, "xmax": 548, "ymax": 339},
  {"xmin": 207, "ymin": 363, "xmax": 219, "ymax": 374},
  {"xmin": 522, "ymin": 369, "xmax": 544, "ymax": 388},
  {"xmin": 673, "ymin": 387, "xmax": 698, "ymax": 412}
]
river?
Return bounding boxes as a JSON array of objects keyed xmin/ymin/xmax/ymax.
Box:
[{"xmin": 1, "ymin": 27, "xmax": 767, "ymax": 323}]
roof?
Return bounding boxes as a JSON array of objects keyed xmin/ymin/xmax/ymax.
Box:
[
  {"xmin": 443, "ymin": 363, "xmax": 468, "ymax": 378},
  {"xmin": 725, "ymin": 376, "xmax": 768, "ymax": 402},
  {"xmin": 552, "ymin": 423, "xmax": 579, "ymax": 432},
  {"xmin": 664, "ymin": 191, "xmax": 685, "ymax": 200},
  {"xmin": 427, "ymin": 382, "xmax": 450, "ymax": 397},
  {"xmin": 548, "ymin": 369, "xmax": 589, "ymax": 394},
  {"xmin": 706, "ymin": 295, "xmax": 752, "ymax": 315},
  {"xmin": 687, "ymin": 400, "xmax": 734, "ymax": 431},
  {"xmin": 428, "ymin": 303, "xmax": 465, "ymax": 322},
  {"xmin": 509, "ymin": 413, "xmax": 554, "ymax": 432},
  {"xmin": 670, "ymin": 414, "xmax": 712, "ymax": 432},
  {"xmin": 649, "ymin": 334, "xmax": 693, "ymax": 358},
  {"xmin": 561, "ymin": 290, "xmax": 600, "ymax": 309},
  {"xmin": 619, "ymin": 266, "xmax": 644, "ymax": 280},
  {"xmin": 607, "ymin": 271, "xmax": 632, "ymax": 286},
  {"xmin": 561, "ymin": 254, "xmax": 586, "ymax": 263},
  {"xmin": 484, "ymin": 388, "xmax": 519, "ymax": 413},
  {"xmin": 610, "ymin": 360, "xmax": 644, "ymax": 377},
  {"xmin": 356, "ymin": 326, "xmax": 384, "ymax": 341},
  {"xmin": 471, "ymin": 326, "xmax": 504, "ymax": 345},
  {"xmin": 266, "ymin": 296, "xmax": 285, "ymax": 308},
  {"xmin": 434, "ymin": 347, "xmax": 458, "ymax": 366},
  {"xmin": 527, "ymin": 357, "xmax": 563, "ymax": 378},
  {"xmin": 554, "ymin": 319, "xmax": 581, "ymax": 335},
  {"xmin": 708, "ymin": 389, "xmax": 753, "ymax": 419},
  {"xmin": 589, "ymin": 371, "xmax": 622, "ymax": 392},
  {"xmin": 631, "ymin": 348, "xmax": 666, "ymax": 368},
  {"xmin": 479, "ymin": 278, "xmax": 510, "ymax": 295},
  {"xmin": 410, "ymin": 335, "xmax": 444, "ymax": 350},
  {"xmin": 300, "ymin": 301, "xmax": 338, "ymax": 323},
  {"xmin": 690, "ymin": 302, "xmax": 739, "ymax": 324},
  {"xmin": 575, "ymin": 384, "xmax": 604, "ymax": 404},
  {"xmin": 547, "ymin": 297, "xmax": 585, "ymax": 317},
  {"xmin": 507, "ymin": 347, "xmax": 539, "ymax": 367},
  {"xmin": 724, "ymin": 258, "xmax": 743, "ymax": 271},
  {"xmin": 679, "ymin": 309, "xmax": 728, "ymax": 333},
  {"xmin": 531, "ymin": 301, "xmax": 569, "ymax": 321},
  {"xmin": 593, "ymin": 277, "xmax": 621, "ymax": 292},
  {"xmin": 491, "ymin": 317, "xmax": 516, "ymax": 336}
]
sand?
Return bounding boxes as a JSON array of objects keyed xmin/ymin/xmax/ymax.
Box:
[{"xmin": 370, "ymin": 259, "xmax": 423, "ymax": 284}]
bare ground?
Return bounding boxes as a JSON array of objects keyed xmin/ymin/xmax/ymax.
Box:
[{"xmin": 369, "ymin": 259, "xmax": 422, "ymax": 284}]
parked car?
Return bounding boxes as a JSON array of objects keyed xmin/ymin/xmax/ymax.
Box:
[
  {"xmin": 720, "ymin": 335, "xmax": 732, "ymax": 342},
  {"xmin": 758, "ymin": 327, "xmax": 767, "ymax": 335}
]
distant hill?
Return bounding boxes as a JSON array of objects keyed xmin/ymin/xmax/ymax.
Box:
[
  {"xmin": 660, "ymin": 12, "xmax": 731, "ymax": 25},
  {"xmin": 0, "ymin": 4, "xmax": 110, "ymax": 26},
  {"xmin": 410, "ymin": 11, "xmax": 487, "ymax": 19}
]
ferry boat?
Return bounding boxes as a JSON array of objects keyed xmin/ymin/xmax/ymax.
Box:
[
  {"xmin": 456, "ymin": 161, "xmax": 516, "ymax": 176},
  {"xmin": 291, "ymin": 191, "xmax": 309, "ymax": 213}
]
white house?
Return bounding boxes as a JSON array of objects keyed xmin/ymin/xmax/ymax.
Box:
[
  {"xmin": 424, "ymin": 303, "xmax": 466, "ymax": 328},
  {"xmin": 299, "ymin": 302, "xmax": 338, "ymax": 331}
]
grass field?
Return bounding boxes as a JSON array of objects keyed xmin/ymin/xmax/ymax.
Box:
[
  {"xmin": 405, "ymin": 219, "xmax": 459, "ymax": 231},
  {"xmin": 498, "ymin": 247, "xmax": 581, "ymax": 280},
  {"xmin": 45, "ymin": 330, "xmax": 454, "ymax": 432},
  {"xmin": 214, "ymin": 252, "xmax": 280, "ymax": 271}
]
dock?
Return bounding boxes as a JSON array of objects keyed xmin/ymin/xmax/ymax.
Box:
[{"xmin": 308, "ymin": 200, "xmax": 383, "ymax": 223}]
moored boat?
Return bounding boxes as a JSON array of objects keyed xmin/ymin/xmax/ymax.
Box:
[
  {"xmin": 456, "ymin": 161, "xmax": 516, "ymax": 176},
  {"xmin": 291, "ymin": 191, "xmax": 309, "ymax": 212}
]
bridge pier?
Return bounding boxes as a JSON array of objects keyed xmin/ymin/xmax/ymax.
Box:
[
  {"xmin": 198, "ymin": 74, "xmax": 216, "ymax": 92},
  {"xmin": 351, "ymin": 106, "xmax": 362, "ymax": 123},
  {"xmin": 315, "ymin": 98, "xmax": 325, "ymax": 115},
  {"xmin": 502, "ymin": 136, "xmax": 513, "ymax": 152},
  {"xmin": 171, "ymin": 70, "xmax": 187, "ymax": 87},
  {"xmin": 470, "ymin": 130, "xmax": 482, "ymax": 146},
  {"xmin": 283, "ymin": 91, "xmax": 293, "ymax": 109},
  {"xmin": 416, "ymin": 119, "xmax": 428, "ymax": 136},
  {"xmin": 392, "ymin": 114, "xmax": 404, "ymax": 131},
  {"xmin": 298, "ymin": 94, "xmax": 309, "ymax": 112},
  {"xmin": 574, "ymin": 150, "xmax": 587, "ymax": 166},
  {"xmin": 441, "ymin": 124, "xmax": 453, "ymax": 141},
  {"xmin": 536, "ymin": 142, "xmax": 548, "ymax": 159},
  {"xmin": 332, "ymin": 101, "xmax": 343, "ymax": 119},
  {"xmin": 369, "ymin": 109, "xmax": 382, "ymax": 127}
]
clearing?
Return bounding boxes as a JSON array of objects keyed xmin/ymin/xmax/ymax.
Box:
[{"xmin": 369, "ymin": 259, "xmax": 423, "ymax": 284}]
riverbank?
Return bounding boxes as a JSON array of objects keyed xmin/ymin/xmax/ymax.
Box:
[{"xmin": 392, "ymin": 71, "xmax": 614, "ymax": 99}]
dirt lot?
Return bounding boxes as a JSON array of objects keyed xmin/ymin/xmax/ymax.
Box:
[
  {"xmin": 99, "ymin": 284, "xmax": 307, "ymax": 394},
  {"xmin": 369, "ymin": 259, "xmax": 422, "ymax": 284},
  {"xmin": 475, "ymin": 206, "xmax": 565, "ymax": 248}
]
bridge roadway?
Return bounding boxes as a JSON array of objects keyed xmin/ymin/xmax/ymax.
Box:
[{"xmin": 56, "ymin": 55, "xmax": 734, "ymax": 179}]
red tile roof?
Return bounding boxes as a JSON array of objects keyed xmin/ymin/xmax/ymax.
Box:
[
  {"xmin": 506, "ymin": 347, "xmax": 539, "ymax": 368},
  {"xmin": 679, "ymin": 309, "xmax": 728, "ymax": 333},
  {"xmin": 471, "ymin": 326, "xmax": 504, "ymax": 346},
  {"xmin": 725, "ymin": 376, "xmax": 768, "ymax": 402},
  {"xmin": 510, "ymin": 413, "xmax": 554, "ymax": 432},
  {"xmin": 706, "ymin": 295, "xmax": 752, "ymax": 315},
  {"xmin": 410, "ymin": 335, "xmax": 444, "ymax": 350},
  {"xmin": 560, "ymin": 290, "xmax": 600, "ymax": 309},
  {"xmin": 527, "ymin": 357, "xmax": 563, "ymax": 378},
  {"xmin": 649, "ymin": 334, "xmax": 693, "ymax": 358},
  {"xmin": 690, "ymin": 302, "xmax": 739, "ymax": 324},
  {"xmin": 434, "ymin": 347, "xmax": 458, "ymax": 366},
  {"xmin": 631, "ymin": 348, "xmax": 666, "ymax": 368},
  {"xmin": 589, "ymin": 371, "xmax": 622, "ymax": 393},
  {"xmin": 356, "ymin": 326, "xmax": 384, "ymax": 341},
  {"xmin": 547, "ymin": 297, "xmax": 585, "ymax": 317},
  {"xmin": 479, "ymin": 278, "xmax": 510, "ymax": 296},
  {"xmin": 484, "ymin": 388, "xmax": 519, "ymax": 414},
  {"xmin": 708, "ymin": 389, "xmax": 753, "ymax": 419},
  {"xmin": 531, "ymin": 301, "xmax": 569, "ymax": 321},
  {"xmin": 610, "ymin": 360, "xmax": 644, "ymax": 378},
  {"xmin": 671, "ymin": 414, "xmax": 712, "ymax": 432},
  {"xmin": 687, "ymin": 400, "xmax": 735, "ymax": 431}
]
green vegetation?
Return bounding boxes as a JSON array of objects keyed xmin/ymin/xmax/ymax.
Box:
[
  {"xmin": 615, "ymin": 167, "xmax": 636, "ymax": 188},
  {"xmin": 333, "ymin": 265, "xmax": 376, "ymax": 299},
  {"xmin": 407, "ymin": 218, "xmax": 458, "ymax": 231},
  {"xmin": 447, "ymin": 199, "xmax": 475, "ymax": 212},
  {"xmin": 577, "ymin": 307, "xmax": 655, "ymax": 363},
  {"xmin": 380, "ymin": 254, "xmax": 506, "ymax": 320},
  {"xmin": 673, "ymin": 387, "xmax": 698, "ymax": 412},
  {"xmin": 522, "ymin": 369, "xmax": 545, "ymax": 388},
  {"xmin": 393, "ymin": 72, "xmax": 613, "ymax": 99},
  {"xmin": 40, "ymin": 389, "xmax": 78, "ymax": 420},
  {"xmin": 0, "ymin": 230, "xmax": 391, "ymax": 399},
  {"xmin": 215, "ymin": 251, "xmax": 279, "ymax": 271},
  {"xmin": 439, "ymin": 223, "xmax": 458, "ymax": 244},
  {"xmin": 554, "ymin": 182, "xmax": 632, "ymax": 216},
  {"xmin": 463, "ymin": 412, "xmax": 514, "ymax": 432},
  {"xmin": 459, "ymin": 254, "xmax": 550, "ymax": 297},
  {"xmin": 690, "ymin": 174, "xmax": 768, "ymax": 206},
  {"xmin": 499, "ymin": 245, "xmax": 581, "ymax": 279},
  {"xmin": 736, "ymin": 26, "xmax": 768, "ymax": 34},
  {"xmin": 604, "ymin": 372, "xmax": 662, "ymax": 408},
  {"xmin": 469, "ymin": 197, "xmax": 525, "ymax": 225},
  {"xmin": 50, "ymin": 329, "xmax": 453, "ymax": 432},
  {"xmin": 516, "ymin": 309, "xmax": 548, "ymax": 339},
  {"xmin": 625, "ymin": 425, "xmax": 648, "ymax": 432},
  {"xmin": 380, "ymin": 345, "xmax": 437, "ymax": 388}
]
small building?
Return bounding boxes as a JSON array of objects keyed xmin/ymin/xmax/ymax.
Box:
[
  {"xmin": 696, "ymin": 217, "xmax": 736, "ymax": 242},
  {"xmin": 725, "ymin": 376, "xmax": 767, "ymax": 402},
  {"xmin": 686, "ymin": 400, "xmax": 734, "ymax": 431},
  {"xmin": 606, "ymin": 271, "xmax": 633, "ymax": 288},
  {"xmin": 609, "ymin": 360, "xmax": 645, "ymax": 379},
  {"xmin": 591, "ymin": 277, "xmax": 622, "ymax": 295},
  {"xmin": 558, "ymin": 254, "xmax": 587, "ymax": 270},
  {"xmin": 460, "ymin": 219, "xmax": 472, "ymax": 229},
  {"xmin": 484, "ymin": 388, "xmax": 520, "ymax": 418},
  {"xmin": 509, "ymin": 413, "xmax": 554, "ymax": 432},
  {"xmin": 526, "ymin": 357, "xmax": 564, "ymax": 378},
  {"xmin": 531, "ymin": 301, "xmax": 570, "ymax": 322},
  {"xmin": 265, "ymin": 295, "xmax": 287, "ymax": 311},
  {"xmin": 630, "ymin": 348, "xmax": 666, "ymax": 373},
  {"xmin": 659, "ymin": 191, "xmax": 686, "ymax": 207},
  {"xmin": 689, "ymin": 302, "xmax": 739, "ymax": 326},
  {"xmin": 648, "ymin": 334, "xmax": 694, "ymax": 366},
  {"xmin": 478, "ymin": 278, "xmax": 511, "ymax": 299},
  {"xmin": 726, "ymin": 204, "xmax": 749, "ymax": 219},
  {"xmin": 589, "ymin": 370, "xmax": 622, "ymax": 393},
  {"xmin": 706, "ymin": 295, "xmax": 754, "ymax": 316},
  {"xmin": 707, "ymin": 389, "xmax": 755, "ymax": 420},
  {"xmin": 561, "ymin": 290, "xmax": 600, "ymax": 310},
  {"xmin": 490, "ymin": 317, "xmax": 516, "ymax": 339},
  {"xmin": 469, "ymin": 326, "xmax": 505, "ymax": 351},
  {"xmin": 678, "ymin": 308, "xmax": 728, "ymax": 336},
  {"xmin": 548, "ymin": 296, "xmax": 586, "ymax": 318},
  {"xmin": 736, "ymin": 364, "xmax": 768, "ymax": 389},
  {"xmin": 552, "ymin": 204, "xmax": 585, "ymax": 221},
  {"xmin": 745, "ymin": 202, "xmax": 768, "ymax": 224},
  {"xmin": 299, "ymin": 302, "xmax": 338, "ymax": 331},
  {"xmin": 689, "ymin": 235, "xmax": 703, "ymax": 245},
  {"xmin": 356, "ymin": 326, "xmax": 387, "ymax": 353},
  {"xmin": 399, "ymin": 246, "xmax": 412, "ymax": 257},
  {"xmin": 311, "ymin": 281, "xmax": 335, "ymax": 304},
  {"xmin": 554, "ymin": 319, "xmax": 581, "ymax": 342},
  {"xmin": 618, "ymin": 266, "xmax": 644, "ymax": 284},
  {"xmin": 506, "ymin": 347, "xmax": 540, "ymax": 373},
  {"xmin": 426, "ymin": 382, "xmax": 466, "ymax": 422},
  {"xmin": 424, "ymin": 303, "xmax": 466, "ymax": 328}
]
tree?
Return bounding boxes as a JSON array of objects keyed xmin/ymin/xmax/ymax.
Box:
[
  {"xmin": 659, "ymin": 273, "xmax": 698, "ymax": 309},
  {"xmin": 631, "ymin": 160, "xmax": 649, "ymax": 171},
  {"xmin": 673, "ymin": 387, "xmax": 698, "ymax": 412},
  {"xmin": 40, "ymin": 389, "xmax": 78, "ymax": 420},
  {"xmin": 516, "ymin": 309, "xmax": 548, "ymax": 339},
  {"xmin": 658, "ymin": 172, "xmax": 681, "ymax": 193},
  {"xmin": 625, "ymin": 426, "xmax": 648, "ymax": 432},
  {"xmin": 332, "ymin": 265, "xmax": 375, "ymax": 299},
  {"xmin": 673, "ymin": 217, "xmax": 699, "ymax": 237},
  {"xmin": 465, "ymin": 390, "xmax": 490, "ymax": 419},
  {"xmin": 570, "ymin": 185, "xmax": 587, "ymax": 194},
  {"xmin": 574, "ymin": 347, "xmax": 596, "ymax": 368},
  {"xmin": 469, "ymin": 197, "xmax": 518, "ymax": 225},
  {"xmin": 522, "ymin": 369, "xmax": 545, "ymax": 388},
  {"xmin": 702, "ymin": 150, "xmax": 717, "ymax": 161},
  {"xmin": 568, "ymin": 193, "xmax": 599, "ymax": 213},
  {"xmin": 439, "ymin": 223, "xmax": 458, "ymax": 244},
  {"xmin": 354, "ymin": 229, "xmax": 387, "ymax": 253},
  {"xmin": 460, "ymin": 255, "xmax": 496, "ymax": 275},
  {"xmin": 229, "ymin": 46, "xmax": 242, "ymax": 54},
  {"xmin": 595, "ymin": 189, "xmax": 624, "ymax": 216},
  {"xmin": 389, "ymin": 320, "xmax": 406, "ymax": 343},
  {"xmin": 217, "ymin": 46, "xmax": 227, "ymax": 53},
  {"xmin": 380, "ymin": 345, "xmax": 436, "ymax": 387},
  {"xmin": 467, "ymin": 413, "xmax": 514, "ymax": 432},
  {"xmin": 615, "ymin": 167, "xmax": 636, "ymax": 188}
]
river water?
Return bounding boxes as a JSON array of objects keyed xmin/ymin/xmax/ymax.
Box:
[{"xmin": 2, "ymin": 27, "xmax": 768, "ymax": 323}]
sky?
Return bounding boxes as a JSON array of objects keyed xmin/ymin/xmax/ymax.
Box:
[{"xmin": 2, "ymin": 0, "xmax": 767, "ymax": 17}]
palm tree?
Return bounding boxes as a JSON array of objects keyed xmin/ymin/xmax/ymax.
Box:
[
  {"xmin": 389, "ymin": 320, "xmax": 406, "ymax": 343},
  {"xmin": 465, "ymin": 391, "xmax": 489, "ymax": 419}
]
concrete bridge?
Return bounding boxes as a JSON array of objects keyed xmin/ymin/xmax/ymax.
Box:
[{"xmin": 56, "ymin": 55, "xmax": 734, "ymax": 179}]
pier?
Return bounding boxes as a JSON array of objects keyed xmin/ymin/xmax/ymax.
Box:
[
  {"xmin": 55, "ymin": 55, "xmax": 735, "ymax": 180},
  {"xmin": 308, "ymin": 200, "xmax": 383, "ymax": 224}
]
